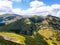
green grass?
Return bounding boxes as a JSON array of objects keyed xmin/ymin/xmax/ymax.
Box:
[
  {"xmin": 0, "ymin": 38, "xmax": 22, "ymax": 45},
  {"xmin": 0, "ymin": 31, "xmax": 60, "ymax": 45},
  {"xmin": 0, "ymin": 32, "xmax": 25, "ymax": 45},
  {"xmin": 0, "ymin": 32, "xmax": 48, "ymax": 45}
]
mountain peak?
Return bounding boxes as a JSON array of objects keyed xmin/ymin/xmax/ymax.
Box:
[{"xmin": 42, "ymin": 15, "xmax": 60, "ymax": 30}]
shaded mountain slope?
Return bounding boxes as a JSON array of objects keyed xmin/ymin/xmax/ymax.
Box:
[
  {"xmin": 0, "ymin": 14, "xmax": 23, "ymax": 31},
  {"xmin": 38, "ymin": 15, "xmax": 60, "ymax": 45},
  {"xmin": 41, "ymin": 15, "xmax": 60, "ymax": 30},
  {"xmin": 0, "ymin": 38, "xmax": 21, "ymax": 45},
  {"xmin": 0, "ymin": 14, "xmax": 22, "ymax": 23}
]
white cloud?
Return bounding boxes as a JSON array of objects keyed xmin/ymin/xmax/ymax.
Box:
[
  {"xmin": 0, "ymin": 0, "xmax": 21, "ymax": 2},
  {"xmin": 0, "ymin": 0, "xmax": 13, "ymax": 14},
  {"xmin": 0, "ymin": 0, "xmax": 21, "ymax": 15},
  {"xmin": 20, "ymin": 1, "xmax": 60, "ymax": 16},
  {"xmin": 51, "ymin": 4, "xmax": 60, "ymax": 10},
  {"xmin": 12, "ymin": 8, "xmax": 23, "ymax": 14},
  {"xmin": 0, "ymin": 0, "xmax": 60, "ymax": 17},
  {"xmin": 56, "ymin": 11, "xmax": 60, "ymax": 17},
  {"xmin": 30, "ymin": 0, "xmax": 45, "ymax": 8},
  {"xmin": 58, "ymin": 11, "xmax": 60, "ymax": 15},
  {"xmin": 0, "ymin": 1, "xmax": 12, "ymax": 8}
]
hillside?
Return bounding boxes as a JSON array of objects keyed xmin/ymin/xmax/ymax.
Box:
[
  {"xmin": 0, "ymin": 14, "xmax": 23, "ymax": 31},
  {"xmin": 0, "ymin": 14, "xmax": 22, "ymax": 23},
  {"xmin": 0, "ymin": 14, "xmax": 60, "ymax": 45},
  {"xmin": 0, "ymin": 32, "xmax": 49, "ymax": 45},
  {"xmin": 0, "ymin": 38, "xmax": 21, "ymax": 45},
  {"xmin": 38, "ymin": 15, "xmax": 60, "ymax": 45},
  {"xmin": 43, "ymin": 15, "xmax": 60, "ymax": 30}
]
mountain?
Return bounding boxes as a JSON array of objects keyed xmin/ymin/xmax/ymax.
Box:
[
  {"xmin": 0, "ymin": 14, "xmax": 22, "ymax": 22},
  {"xmin": 0, "ymin": 14, "xmax": 23, "ymax": 26},
  {"xmin": 0, "ymin": 38, "xmax": 21, "ymax": 45},
  {"xmin": 0, "ymin": 14, "xmax": 60, "ymax": 45},
  {"xmin": 41, "ymin": 15, "xmax": 60, "ymax": 30}
]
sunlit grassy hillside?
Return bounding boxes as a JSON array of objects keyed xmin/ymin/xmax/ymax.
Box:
[
  {"xmin": 0, "ymin": 32, "xmax": 25, "ymax": 45},
  {"xmin": 0, "ymin": 31, "xmax": 60, "ymax": 45}
]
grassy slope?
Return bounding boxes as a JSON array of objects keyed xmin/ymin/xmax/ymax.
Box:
[
  {"xmin": 37, "ymin": 15, "xmax": 60, "ymax": 45},
  {"xmin": 0, "ymin": 30, "xmax": 60, "ymax": 45},
  {"xmin": 0, "ymin": 38, "xmax": 21, "ymax": 45},
  {"xmin": 0, "ymin": 32, "xmax": 49, "ymax": 45},
  {"xmin": 0, "ymin": 32, "xmax": 25, "ymax": 45},
  {"xmin": 0, "ymin": 15, "xmax": 60, "ymax": 45}
]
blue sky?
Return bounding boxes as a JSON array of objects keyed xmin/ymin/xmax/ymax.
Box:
[
  {"xmin": 0, "ymin": 0, "xmax": 60, "ymax": 16},
  {"xmin": 13, "ymin": 0, "xmax": 60, "ymax": 10},
  {"xmin": 13, "ymin": 0, "xmax": 32, "ymax": 10}
]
